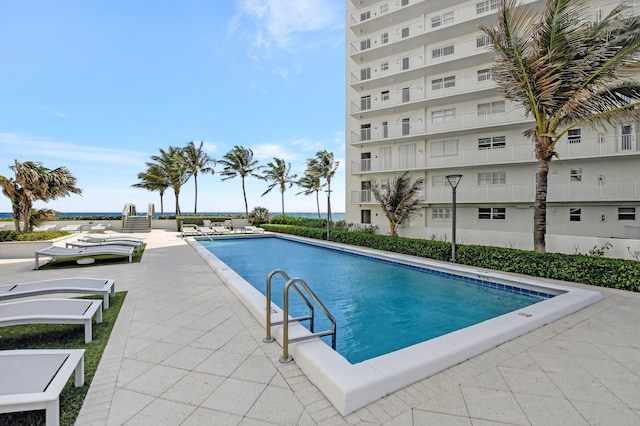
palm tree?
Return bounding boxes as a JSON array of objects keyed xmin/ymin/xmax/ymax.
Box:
[
  {"xmin": 131, "ymin": 163, "xmax": 169, "ymax": 216},
  {"xmin": 371, "ymin": 172, "xmax": 424, "ymax": 237},
  {"xmin": 217, "ymin": 145, "xmax": 263, "ymax": 215},
  {"xmin": 481, "ymin": 0, "xmax": 640, "ymax": 252},
  {"xmin": 183, "ymin": 141, "xmax": 215, "ymax": 214},
  {"xmin": 296, "ymin": 173, "xmax": 324, "ymax": 219},
  {"xmin": 149, "ymin": 146, "xmax": 190, "ymax": 215},
  {"xmin": 0, "ymin": 160, "xmax": 82, "ymax": 233},
  {"xmin": 261, "ymin": 157, "xmax": 297, "ymax": 215},
  {"xmin": 306, "ymin": 150, "xmax": 339, "ymax": 222}
]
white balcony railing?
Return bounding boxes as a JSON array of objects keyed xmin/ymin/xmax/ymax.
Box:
[
  {"xmin": 351, "ymin": 73, "xmax": 497, "ymax": 114},
  {"xmin": 419, "ymin": 179, "xmax": 640, "ymax": 204},
  {"xmin": 350, "ymin": 134, "xmax": 640, "ymax": 174},
  {"xmin": 350, "ymin": 107, "xmax": 531, "ymax": 144}
]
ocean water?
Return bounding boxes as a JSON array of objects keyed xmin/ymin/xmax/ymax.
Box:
[{"xmin": 0, "ymin": 212, "xmax": 346, "ymax": 221}]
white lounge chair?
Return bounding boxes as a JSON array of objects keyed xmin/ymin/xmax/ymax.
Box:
[
  {"xmin": 59, "ymin": 224, "xmax": 82, "ymax": 233},
  {"xmin": 66, "ymin": 239, "xmax": 143, "ymax": 252},
  {"xmin": 244, "ymin": 225, "xmax": 265, "ymax": 234},
  {"xmin": 90, "ymin": 223, "xmax": 111, "ymax": 233},
  {"xmin": 0, "ymin": 298, "xmax": 102, "ymax": 343},
  {"xmin": 33, "ymin": 224, "xmax": 57, "ymax": 232},
  {"xmin": 81, "ymin": 235, "xmax": 143, "ymax": 244},
  {"xmin": 0, "ymin": 277, "xmax": 115, "ymax": 309},
  {"xmin": 212, "ymin": 226, "xmax": 231, "ymax": 235},
  {"xmin": 34, "ymin": 246, "xmax": 134, "ymax": 270},
  {"xmin": 181, "ymin": 224, "xmax": 199, "ymax": 237},
  {"xmin": 0, "ymin": 349, "xmax": 85, "ymax": 425}
]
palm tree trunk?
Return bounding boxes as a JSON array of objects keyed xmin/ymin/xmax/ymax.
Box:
[
  {"xmin": 327, "ymin": 181, "xmax": 332, "ymax": 223},
  {"xmin": 175, "ymin": 188, "xmax": 181, "ymax": 215},
  {"xmin": 534, "ymin": 150, "xmax": 552, "ymax": 253},
  {"xmin": 11, "ymin": 203, "xmax": 20, "ymax": 234},
  {"xmin": 159, "ymin": 191, "xmax": 165, "ymax": 217},
  {"xmin": 193, "ymin": 175, "xmax": 198, "ymax": 214},
  {"xmin": 242, "ymin": 177, "xmax": 248, "ymax": 216},
  {"xmin": 281, "ymin": 192, "xmax": 285, "ymax": 215},
  {"xmin": 315, "ymin": 190, "xmax": 320, "ymax": 219}
]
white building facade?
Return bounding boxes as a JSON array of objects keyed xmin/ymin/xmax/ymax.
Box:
[{"xmin": 345, "ymin": 0, "xmax": 640, "ymax": 252}]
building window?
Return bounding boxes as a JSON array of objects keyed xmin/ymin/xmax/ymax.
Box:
[
  {"xmin": 360, "ymin": 96, "xmax": 371, "ymax": 111},
  {"xmin": 360, "ymin": 124, "xmax": 371, "ymax": 141},
  {"xmin": 432, "ymin": 76, "xmax": 455, "ymax": 90},
  {"xmin": 360, "ymin": 10, "xmax": 371, "ymax": 21},
  {"xmin": 479, "ymin": 207, "xmax": 506, "ymax": 220},
  {"xmin": 478, "ymin": 171, "xmax": 506, "ymax": 185},
  {"xmin": 476, "ymin": 34, "xmax": 491, "ymax": 48},
  {"xmin": 478, "ymin": 100, "xmax": 505, "ymax": 116},
  {"xmin": 618, "ymin": 207, "xmax": 636, "ymax": 220},
  {"xmin": 478, "ymin": 136, "xmax": 506, "ymax": 150},
  {"xmin": 432, "ymin": 44, "xmax": 454, "ymax": 59},
  {"xmin": 381, "ymin": 178, "xmax": 389, "ymax": 190},
  {"xmin": 443, "ymin": 11, "xmax": 454, "ymax": 24},
  {"xmin": 361, "ymin": 210, "xmax": 371, "ymax": 224},
  {"xmin": 382, "ymin": 121, "xmax": 389, "ymax": 138},
  {"xmin": 431, "ymin": 15, "xmax": 442, "ymax": 28},
  {"xmin": 381, "ymin": 62, "xmax": 389, "ymax": 71},
  {"xmin": 569, "ymin": 208, "xmax": 581, "ymax": 222},
  {"xmin": 570, "ymin": 168, "xmax": 582, "ymax": 182},
  {"xmin": 401, "ymin": 27, "xmax": 409, "ymax": 38},
  {"xmin": 431, "ymin": 108, "xmax": 456, "ymax": 123},
  {"xmin": 402, "ymin": 87, "xmax": 410, "ymax": 102},
  {"xmin": 360, "ymin": 67, "xmax": 371, "ymax": 81},
  {"xmin": 402, "ymin": 57, "xmax": 410, "ymax": 70},
  {"xmin": 430, "ymin": 139, "xmax": 458, "ymax": 157},
  {"xmin": 401, "ymin": 0, "xmax": 409, "ymax": 6},
  {"xmin": 381, "ymin": 3, "xmax": 389, "ymax": 13},
  {"xmin": 476, "ymin": 0, "xmax": 500, "ymax": 14},
  {"xmin": 360, "ymin": 153, "xmax": 371, "ymax": 171},
  {"xmin": 381, "ymin": 90, "xmax": 389, "ymax": 101},
  {"xmin": 477, "ymin": 68, "xmax": 492, "ymax": 82},
  {"xmin": 402, "ymin": 118, "xmax": 410, "ymax": 136},
  {"xmin": 432, "ymin": 175, "xmax": 447, "ymax": 187},
  {"xmin": 360, "ymin": 39, "xmax": 371, "ymax": 51},
  {"xmin": 381, "ymin": 32, "xmax": 389, "ymax": 44},
  {"xmin": 432, "ymin": 208, "xmax": 452, "ymax": 219},
  {"xmin": 568, "ymin": 128, "xmax": 581, "ymax": 144}
]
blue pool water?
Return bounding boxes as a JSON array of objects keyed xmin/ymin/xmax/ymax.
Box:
[{"xmin": 202, "ymin": 236, "xmax": 548, "ymax": 364}]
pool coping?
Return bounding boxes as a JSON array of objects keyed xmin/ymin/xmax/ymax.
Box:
[{"xmin": 187, "ymin": 234, "xmax": 603, "ymax": 415}]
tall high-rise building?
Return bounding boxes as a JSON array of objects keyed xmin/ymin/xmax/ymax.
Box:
[{"xmin": 345, "ymin": 0, "xmax": 640, "ymax": 247}]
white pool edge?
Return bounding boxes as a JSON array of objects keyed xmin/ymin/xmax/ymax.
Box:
[{"xmin": 187, "ymin": 235, "xmax": 603, "ymax": 415}]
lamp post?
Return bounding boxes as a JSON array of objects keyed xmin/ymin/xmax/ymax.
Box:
[{"xmin": 445, "ymin": 174, "xmax": 463, "ymax": 262}]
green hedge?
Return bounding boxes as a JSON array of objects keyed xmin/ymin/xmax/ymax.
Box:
[
  {"xmin": 260, "ymin": 225, "xmax": 640, "ymax": 292},
  {"xmin": 0, "ymin": 230, "xmax": 71, "ymax": 242}
]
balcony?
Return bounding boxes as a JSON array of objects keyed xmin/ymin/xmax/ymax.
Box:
[
  {"xmin": 351, "ymin": 73, "xmax": 497, "ymax": 115},
  {"xmin": 421, "ymin": 179, "xmax": 640, "ymax": 204},
  {"xmin": 351, "ymin": 133, "xmax": 640, "ymax": 174},
  {"xmin": 351, "ymin": 37, "xmax": 492, "ymax": 88},
  {"xmin": 351, "ymin": 107, "xmax": 531, "ymax": 145}
]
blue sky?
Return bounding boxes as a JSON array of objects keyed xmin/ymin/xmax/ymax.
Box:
[{"xmin": 0, "ymin": 0, "xmax": 345, "ymax": 215}]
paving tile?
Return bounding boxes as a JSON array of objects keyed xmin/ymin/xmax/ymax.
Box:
[
  {"xmin": 514, "ymin": 393, "xmax": 587, "ymax": 425},
  {"xmin": 415, "ymin": 387, "xmax": 469, "ymax": 417},
  {"xmin": 129, "ymin": 340, "xmax": 184, "ymax": 364},
  {"xmin": 123, "ymin": 364, "xmax": 188, "ymax": 397},
  {"xmin": 230, "ymin": 352, "xmax": 278, "ymax": 384},
  {"xmin": 547, "ymin": 372, "xmax": 623, "ymax": 406},
  {"xmin": 498, "ymin": 366, "xmax": 563, "ymax": 397},
  {"xmin": 123, "ymin": 398, "xmax": 195, "ymax": 425},
  {"xmin": 105, "ymin": 388, "xmax": 154, "ymax": 426},
  {"xmin": 246, "ymin": 385, "xmax": 305, "ymax": 425},
  {"xmin": 201, "ymin": 377, "xmax": 267, "ymax": 416},
  {"xmin": 160, "ymin": 371, "xmax": 224, "ymax": 406},
  {"xmin": 181, "ymin": 407, "xmax": 243, "ymax": 425},
  {"xmin": 572, "ymin": 400, "xmax": 640, "ymax": 426},
  {"xmin": 194, "ymin": 349, "xmax": 248, "ymax": 377},
  {"xmin": 460, "ymin": 386, "xmax": 529, "ymax": 425},
  {"xmin": 162, "ymin": 345, "xmax": 214, "ymax": 370},
  {"xmin": 412, "ymin": 410, "xmax": 473, "ymax": 426}
]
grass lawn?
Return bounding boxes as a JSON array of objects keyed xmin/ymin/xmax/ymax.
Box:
[
  {"xmin": 37, "ymin": 245, "xmax": 146, "ymax": 270},
  {"xmin": 0, "ymin": 292, "xmax": 127, "ymax": 426}
]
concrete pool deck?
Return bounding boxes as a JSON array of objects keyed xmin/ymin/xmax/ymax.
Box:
[{"xmin": 1, "ymin": 230, "xmax": 639, "ymax": 425}]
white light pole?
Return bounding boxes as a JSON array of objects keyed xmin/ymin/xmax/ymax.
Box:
[
  {"xmin": 325, "ymin": 189, "xmax": 332, "ymax": 240},
  {"xmin": 445, "ymin": 174, "xmax": 463, "ymax": 262}
]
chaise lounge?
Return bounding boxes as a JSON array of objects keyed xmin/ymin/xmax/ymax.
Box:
[
  {"xmin": 34, "ymin": 246, "xmax": 134, "ymax": 270},
  {"xmin": 0, "ymin": 277, "xmax": 116, "ymax": 309},
  {"xmin": 59, "ymin": 224, "xmax": 82, "ymax": 233},
  {"xmin": 0, "ymin": 298, "xmax": 102, "ymax": 343},
  {"xmin": 65, "ymin": 239, "xmax": 143, "ymax": 252},
  {"xmin": 0, "ymin": 349, "xmax": 85, "ymax": 425}
]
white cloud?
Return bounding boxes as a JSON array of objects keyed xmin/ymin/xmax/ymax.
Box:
[{"xmin": 252, "ymin": 143, "xmax": 299, "ymax": 161}]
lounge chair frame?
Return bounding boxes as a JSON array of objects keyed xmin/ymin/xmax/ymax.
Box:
[
  {"xmin": 34, "ymin": 246, "xmax": 134, "ymax": 270},
  {"xmin": 0, "ymin": 278, "xmax": 116, "ymax": 309},
  {"xmin": 0, "ymin": 349, "xmax": 85, "ymax": 426},
  {"xmin": 0, "ymin": 298, "xmax": 102, "ymax": 343}
]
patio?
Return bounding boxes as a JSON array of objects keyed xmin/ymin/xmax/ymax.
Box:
[{"xmin": 1, "ymin": 230, "xmax": 639, "ymax": 425}]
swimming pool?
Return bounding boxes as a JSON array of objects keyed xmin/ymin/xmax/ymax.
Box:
[
  {"xmin": 200, "ymin": 236, "xmax": 551, "ymax": 363},
  {"xmin": 188, "ymin": 234, "xmax": 602, "ymax": 415}
]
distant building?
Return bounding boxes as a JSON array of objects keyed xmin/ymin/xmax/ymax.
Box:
[{"xmin": 345, "ymin": 0, "xmax": 640, "ymax": 248}]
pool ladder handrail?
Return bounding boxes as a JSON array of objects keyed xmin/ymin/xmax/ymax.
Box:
[{"xmin": 263, "ymin": 269, "xmax": 337, "ymax": 363}]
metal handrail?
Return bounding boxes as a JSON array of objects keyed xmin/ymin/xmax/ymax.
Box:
[
  {"xmin": 263, "ymin": 269, "xmax": 315, "ymax": 343},
  {"xmin": 280, "ymin": 277, "xmax": 337, "ymax": 363},
  {"xmin": 262, "ymin": 269, "xmax": 337, "ymax": 363}
]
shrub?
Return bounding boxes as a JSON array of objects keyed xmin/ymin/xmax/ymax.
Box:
[{"xmin": 0, "ymin": 230, "xmax": 70, "ymax": 242}]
